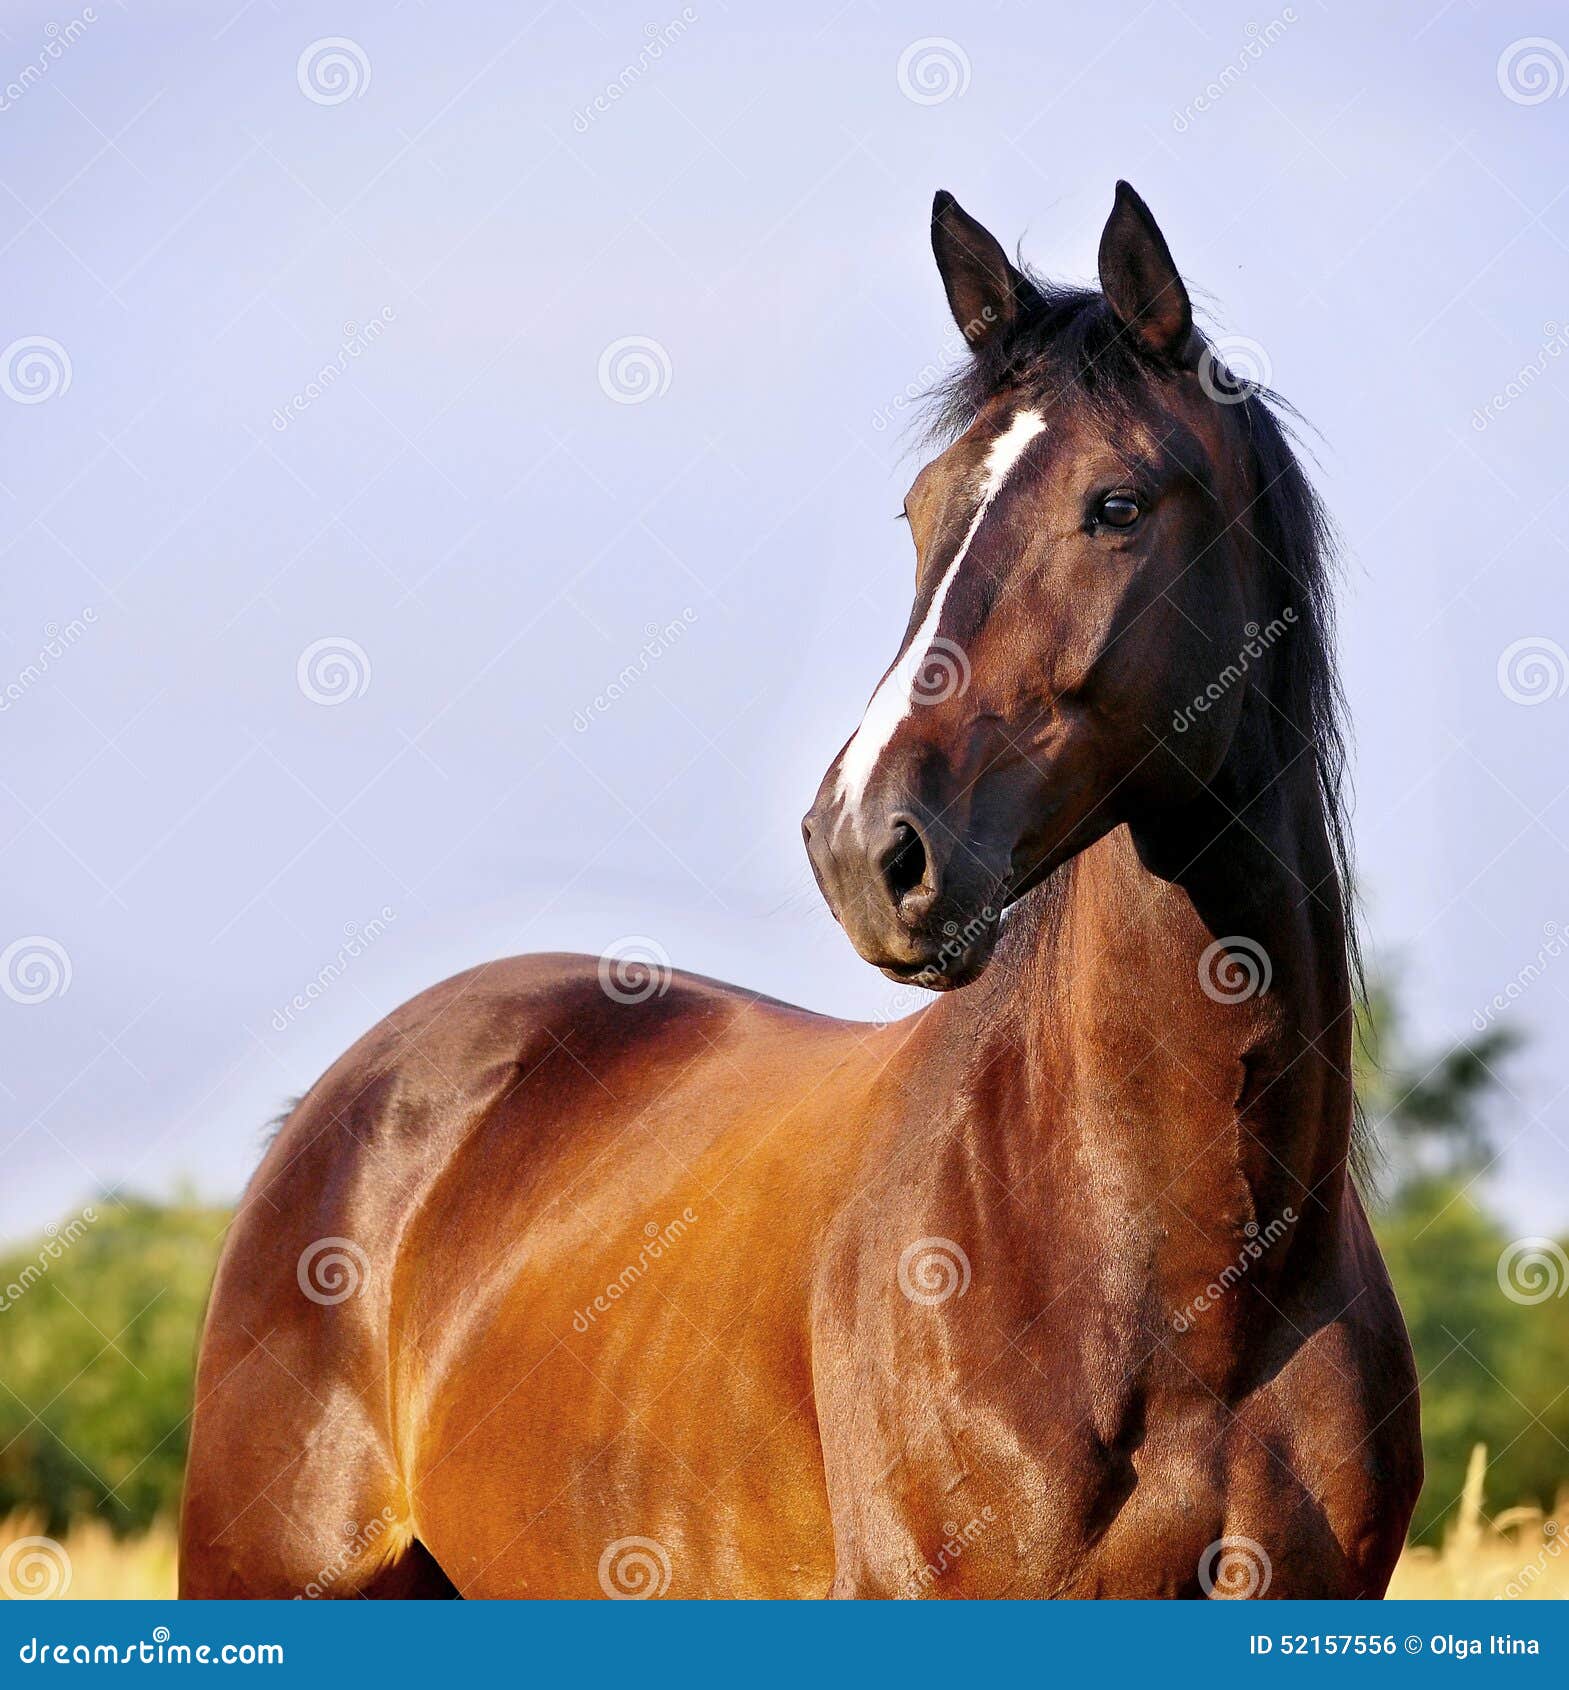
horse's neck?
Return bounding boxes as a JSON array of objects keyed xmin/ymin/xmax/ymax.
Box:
[{"xmin": 973, "ymin": 749, "xmax": 1354, "ymax": 1267}]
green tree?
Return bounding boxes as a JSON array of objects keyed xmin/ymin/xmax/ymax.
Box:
[
  {"xmin": 1359, "ymin": 982, "xmax": 1569, "ymax": 1542},
  {"xmin": 0, "ymin": 1196, "xmax": 229, "ymax": 1536}
]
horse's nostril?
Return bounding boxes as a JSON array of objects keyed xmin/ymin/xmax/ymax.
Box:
[{"xmin": 879, "ymin": 819, "xmax": 930, "ymax": 912}]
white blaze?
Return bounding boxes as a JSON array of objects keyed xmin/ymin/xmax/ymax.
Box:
[{"xmin": 835, "ymin": 408, "xmax": 1047, "ymax": 822}]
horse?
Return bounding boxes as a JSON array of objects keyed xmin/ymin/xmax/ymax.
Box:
[{"xmin": 180, "ymin": 182, "xmax": 1422, "ymax": 1600}]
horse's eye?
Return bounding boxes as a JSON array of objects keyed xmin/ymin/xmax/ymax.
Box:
[{"xmin": 1097, "ymin": 494, "xmax": 1140, "ymax": 529}]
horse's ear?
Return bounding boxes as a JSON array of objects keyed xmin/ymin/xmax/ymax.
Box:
[
  {"xmin": 931, "ymin": 191, "xmax": 1025, "ymax": 349},
  {"xmin": 1097, "ymin": 181, "xmax": 1194, "ymax": 362}
]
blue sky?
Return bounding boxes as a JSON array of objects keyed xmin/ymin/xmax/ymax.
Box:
[{"xmin": 2, "ymin": 0, "xmax": 1567, "ymax": 1239}]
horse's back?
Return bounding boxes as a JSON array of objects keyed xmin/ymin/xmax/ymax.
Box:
[{"xmin": 237, "ymin": 949, "xmax": 844, "ymax": 1246}]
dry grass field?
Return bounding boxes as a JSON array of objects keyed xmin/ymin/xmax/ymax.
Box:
[
  {"xmin": 3, "ymin": 1447, "xmax": 1563, "ymax": 1599},
  {"xmin": 1386, "ymin": 1445, "xmax": 1568, "ymax": 1600},
  {"xmin": 0, "ymin": 1514, "xmax": 176, "ymax": 1600}
]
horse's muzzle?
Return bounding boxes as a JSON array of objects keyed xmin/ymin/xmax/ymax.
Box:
[{"xmin": 801, "ymin": 797, "xmax": 1003, "ymax": 990}]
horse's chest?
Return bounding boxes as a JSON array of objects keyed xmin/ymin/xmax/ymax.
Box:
[
  {"xmin": 834, "ymin": 1318, "xmax": 1398, "ymax": 1599},
  {"xmin": 964, "ymin": 1329, "xmax": 1402, "ymax": 1598}
]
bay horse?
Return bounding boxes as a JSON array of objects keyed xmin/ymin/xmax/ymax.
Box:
[{"xmin": 181, "ymin": 183, "xmax": 1421, "ymax": 1600}]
